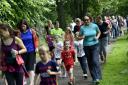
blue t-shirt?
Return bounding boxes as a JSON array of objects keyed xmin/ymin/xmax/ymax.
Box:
[
  {"xmin": 80, "ymin": 23, "xmax": 99, "ymax": 46},
  {"xmin": 21, "ymin": 29, "xmax": 35, "ymax": 52},
  {"xmin": 35, "ymin": 60, "xmax": 59, "ymax": 85}
]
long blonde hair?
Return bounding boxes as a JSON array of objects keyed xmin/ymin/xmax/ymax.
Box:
[{"xmin": 64, "ymin": 26, "xmax": 74, "ymax": 42}]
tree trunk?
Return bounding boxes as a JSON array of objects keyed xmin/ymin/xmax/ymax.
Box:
[
  {"xmin": 83, "ymin": 0, "xmax": 89, "ymax": 18},
  {"xmin": 71, "ymin": 0, "xmax": 89, "ymax": 19},
  {"xmin": 56, "ymin": 0, "xmax": 66, "ymax": 30},
  {"xmin": 79, "ymin": 0, "xmax": 83, "ymax": 19}
]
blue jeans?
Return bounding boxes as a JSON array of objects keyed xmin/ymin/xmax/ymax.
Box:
[
  {"xmin": 111, "ymin": 27, "xmax": 115, "ymax": 39},
  {"xmin": 99, "ymin": 37, "xmax": 108, "ymax": 61},
  {"xmin": 77, "ymin": 55, "xmax": 87, "ymax": 74},
  {"xmin": 84, "ymin": 44, "xmax": 102, "ymax": 80}
]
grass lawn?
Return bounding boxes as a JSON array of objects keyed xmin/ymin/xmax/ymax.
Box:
[{"xmin": 100, "ymin": 36, "xmax": 128, "ymax": 85}]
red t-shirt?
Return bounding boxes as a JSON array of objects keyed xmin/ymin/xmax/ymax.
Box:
[{"xmin": 61, "ymin": 49, "xmax": 75, "ymax": 66}]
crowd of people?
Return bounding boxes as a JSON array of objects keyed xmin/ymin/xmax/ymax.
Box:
[{"xmin": 0, "ymin": 15, "xmax": 128, "ymax": 85}]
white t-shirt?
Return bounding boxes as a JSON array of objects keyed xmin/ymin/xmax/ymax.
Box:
[
  {"xmin": 70, "ymin": 22, "xmax": 76, "ymax": 31},
  {"xmin": 74, "ymin": 39, "xmax": 85, "ymax": 57},
  {"xmin": 54, "ymin": 41, "xmax": 63, "ymax": 59}
]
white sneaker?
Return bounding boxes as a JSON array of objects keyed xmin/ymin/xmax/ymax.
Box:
[{"xmin": 83, "ymin": 74, "xmax": 88, "ymax": 79}]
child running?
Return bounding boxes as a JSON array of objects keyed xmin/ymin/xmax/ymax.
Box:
[
  {"xmin": 61, "ymin": 40, "xmax": 75, "ymax": 85},
  {"xmin": 54, "ymin": 36, "xmax": 67, "ymax": 77},
  {"xmin": 54, "ymin": 35, "xmax": 63, "ymax": 65},
  {"xmin": 74, "ymin": 32, "xmax": 88, "ymax": 79},
  {"xmin": 34, "ymin": 45, "xmax": 61, "ymax": 85}
]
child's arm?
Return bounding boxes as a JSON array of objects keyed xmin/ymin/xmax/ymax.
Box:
[
  {"xmin": 47, "ymin": 67, "xmax": 61, "ymax": 75},
  {"xmin": 47, "ymin": 61, "xmax": 61, "ymax": 75},
  {"xmin": 34, "ymin": 63, "xmax": 40, "ymax": 85},
  {"xmin": 34, "ymin": 74, "xmax": 40, "ymax": 85}
]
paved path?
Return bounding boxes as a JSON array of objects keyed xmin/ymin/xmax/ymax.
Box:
[{"xmin": 58, "ymin": 63, "xmax": 92, "ymax": 85}]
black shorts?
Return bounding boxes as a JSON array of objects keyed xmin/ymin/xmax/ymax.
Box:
[{"xmin": 22, "ymin": 51, "xmax": 36, "ymax": 71}]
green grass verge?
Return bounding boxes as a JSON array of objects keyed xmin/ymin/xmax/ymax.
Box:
[{"xmin": 100, "ymin": 36, "xmax": 128, "ymax": 85}]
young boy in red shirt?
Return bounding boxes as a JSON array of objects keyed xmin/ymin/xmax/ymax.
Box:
[{"xmin": 61, "ymin": 40, "xmax": 75, "ymax": 85}]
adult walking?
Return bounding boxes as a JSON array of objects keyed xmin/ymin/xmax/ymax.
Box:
[
  {"xmin": 73, "ymin": 18, "xmax": 83, "ymax": 34},
  {"xmin": 51, "ymin": 21, "xmax": 64, "ymax": 41},
  {"xmin": 45, "ymin": 20, "xmax": 54, "ymax": 35},
  {"xmin": 17, "ymin": 19, "xmax": 39, "ymax": 85},
  {"xmin": 78, "ymin": 16, "xmax": 102, "ymax": 84},
  {"xmin": 0, "ymin": 24, "xmax": 26, "ymax": 85},
  {"xmin": 44, "ymin": 20, "xmax": 55, "ymax": 52},
  {"xmin": 111, "ymin": 16, "xmax": 119, "ymax": 39},
  {"xmin": 96, "ymin": 16, "xmax": 110, "ymax": 63}
]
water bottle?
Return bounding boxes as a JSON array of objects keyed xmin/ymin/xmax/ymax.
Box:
[{"xmin": 11, "ymin": 49, "xmax": 16, "ymax": 58}]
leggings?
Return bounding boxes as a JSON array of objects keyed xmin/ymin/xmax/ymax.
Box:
[{"xmin": 5, "ymin": 72, "xmax": 23, "ymax": 85}]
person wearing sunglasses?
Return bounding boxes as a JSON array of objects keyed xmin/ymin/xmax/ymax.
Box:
[{"xmin": 77, "ymin": 15, "xmax": 102, "ymax": 85}]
